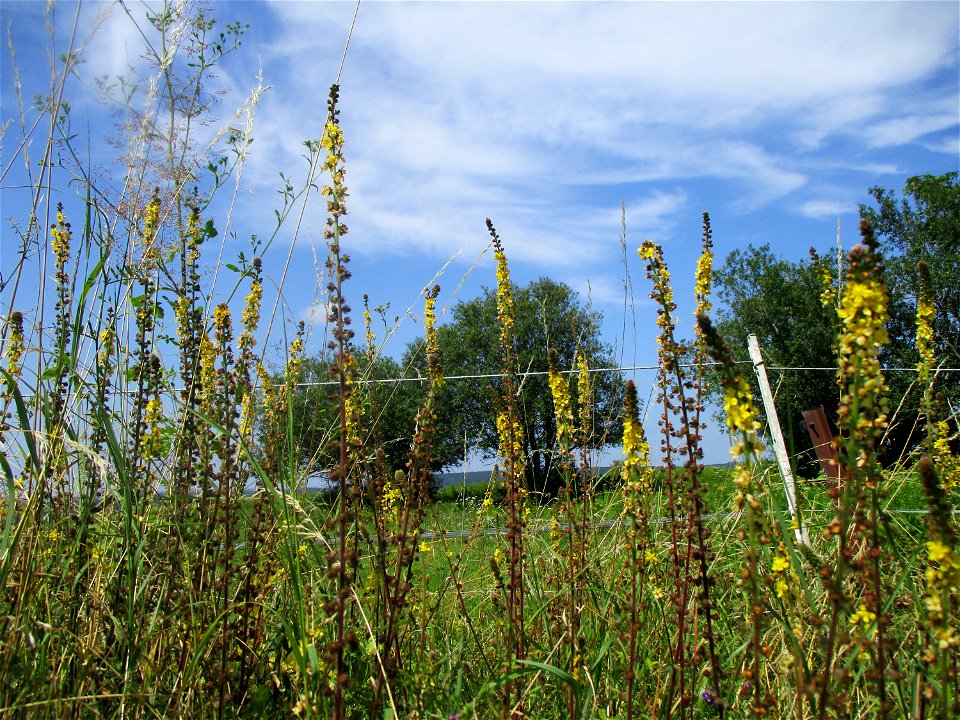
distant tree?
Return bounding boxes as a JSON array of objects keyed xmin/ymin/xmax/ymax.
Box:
[
  {"xmin": 860, "ymin": 172, "xmax": 960, "ymax": 455},
  {"xmin": 861, "ymin": 172, "xmax": 960, "ymax": 384},
  {"xmin": 281, "ymin": 351, "xmax": 421, "ymax": 477},
  {"xmin": 711, "ymin": 245, "xmax": 839, "ymax": 475},
  {"xmin": 405, "ymin": 277, "xmax": 624, "ymax": 496},
  {"xmin": 712, "ymin": 172, "xmax": 959, "ymax": 472}
]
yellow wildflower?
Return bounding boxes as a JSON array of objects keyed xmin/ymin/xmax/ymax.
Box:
[
  {"xmin": 916, "ymin": 262, "xmax": 935, "ymax": 382},
  {"xmin": 496, "ymin": 409, "xmax": 526, "ymax": 487},
  {"xmin": 932, "ymin": 425, "xmax": 960, "ymax": 489},
  {"xmin": 213, "ymin": 304, "xmax": 232, "ymax": 337},
  {"xmin": 382, "ymin": 473, "xmax": 403, "ymax": 523},
  {"xmin": 836, "ymin": 227, "xmax": 890, "ymax": 461},
  {"xmin": 50, "ymin": 209, "xmax": 71, "ymax": 267},
  {"xmin": 5, "ymin": 311, "xmax": 24, "ymax": 375},
  {"xmin": 494, "ymin": 246, "xmax": 515, "ymax": 334},
  {"xmin": 140, "ymin": 396, "xmax": 165, "ymax": 459},
  {"xmin": 576, "ymin": 351, "xmax": 591, "ymax": 443},
  {"xmin": 423, "ymin": 284, "xmax": 443, "ymax": 386},
  {"xmin": 812, "ymin": 254, "xmax": 837, "ymax": 309},
  {"xmin": 548, "ymin": 350, "xmax": 574, "ymax": 451},
  {"xmin": 621, "ymin": 380, "xmax": 650, "ymax": 485},
  {"xmin": 694, "ymin": 213, "xmax": 713, "ymax": 315},
  {"xmin": 774, "ymin": 578, "xmax": 789, "ymax": 600},
  {"xmin": 141, "ymin": 192, "xmax": 162, "ymax": 261},
  {"xmin": 849, "ymin": 603, "xmax": 877, "ymax": 633},
  {"xmin": 240, "ymin": 276, "xmax": 263, "ymax": 340}
]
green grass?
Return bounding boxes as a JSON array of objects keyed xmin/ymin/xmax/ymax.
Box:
[{"xmin": 2, "ymin": 3, "xmax": 957, "ymax": 718}]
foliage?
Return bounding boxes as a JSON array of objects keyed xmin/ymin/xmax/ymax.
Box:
[
  {"xmin": 280, "ymin": 351, "xmax": 421, "ymax": 478},
  {"xmin": 860, "ymin": 172, "xmax": 960, "ymax": 411},
  {"xmin": 405, "ymin": 277, "xmax": 624, "ymax": 495},
  {"xmin": 712, "ymin": 244, "xmax": 839, "ymax": 474},
  {"xmin": 713, "ymin": 173, "xmax": 960, "ymax": 474}
]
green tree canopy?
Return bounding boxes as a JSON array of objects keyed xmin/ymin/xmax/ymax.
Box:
[
  {"xmin": 405, "ymin": 277, "xmax": 624, "ymax": 495},
  {"xmin": 280, "ymin": 350, "xmax": 422, "ymax": 478},
  {"xmin": 861, "ymin": 172, "xmax": 960, "ymax": 379},
  {"xmin": 713, "ymin": 172, "xmax": 959, "ymax": 472},
  {"xmin": 712, "ymin": 244, "xmax": 839, "ymax": 474}
]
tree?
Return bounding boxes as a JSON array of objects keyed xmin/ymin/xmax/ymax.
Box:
[
  {"xmin": 712, "ymin": 173, "xmax": 959, "ymax": 473},
  {"xmin": 712, "ymin": 245, "xmax": 840, "ymax": 475},
  {"xmin": 861, "ymin": 172, "xmax": 960, "ymax": 384},
  {"xmin": 404, "ymin": 277, "xmax": 624, "ymax": 495},
  {"xmin": 281, "ymin": 350, "xmax": 422, "ymax": 477},
  {"xmin": 860, "ymin": 172, "xmax": 960, "ymax": 455}
]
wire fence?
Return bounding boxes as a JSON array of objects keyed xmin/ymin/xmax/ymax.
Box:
[
  {"xmin": 11, "ymin": 361, "xmax": 960, "ymax": 405},
  {"xmin": 274, "ymin": 362, "xmax": 960, "ymax": 389}
]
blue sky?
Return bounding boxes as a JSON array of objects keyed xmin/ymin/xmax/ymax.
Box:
[{"xmin": 2, "ymin": 1, "xmax": 958, "ymax": 466}]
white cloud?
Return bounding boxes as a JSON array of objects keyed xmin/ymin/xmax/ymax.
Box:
[
  {"xmin": 300, "ymin": 301, "xmax": 330, "ymax": 330},
  {"xmin": 621, "ymin": 191, "xmax": 689, "ymax": 239},
  {"xmin": 798, "ymin": 199, "xmax": 857, "ymax": 220},
  {"xmin": 15, "ymin": 1, "xmax": 952, "ymax": 278},
  {"xmin": 217, "ymin": 0, "xmax": 957, "ymax": 271},
  {"xmin": 864, "ymin": 113, "xmax": 960, "ymax": 148},
  {"xmin": 922, "ymin": 135, "xmax": 960, "ymax": 156}
]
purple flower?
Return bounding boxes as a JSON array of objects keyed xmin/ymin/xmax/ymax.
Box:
[{"xmin": 701, "ymin": 690, "xmax": 715, "ymax": 705}]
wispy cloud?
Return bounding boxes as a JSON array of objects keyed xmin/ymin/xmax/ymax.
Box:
[
  {"xmin": 229, "ymin": 0, "xmax": 956, "ymax": 269},
  {"xmin": 864, "ymin": 113, "xmax": 960, "ymax": 148},
  {"xmin": 799, "ymin": 199, "xmax": 858, "ymax": 220}
]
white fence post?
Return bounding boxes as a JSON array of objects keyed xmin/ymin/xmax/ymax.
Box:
[{"xmin": 747, "ymin": 334, "xmax": 809, "ymax": 547}]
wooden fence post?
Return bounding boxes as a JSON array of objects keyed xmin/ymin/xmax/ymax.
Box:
[{"xmin": 747, "ymin": 334, "xmax": 809, "ymax": 547}]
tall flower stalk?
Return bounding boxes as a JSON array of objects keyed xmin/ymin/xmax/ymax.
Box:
[
  {"xmin": 548, "ymin": 347, "xmax": 582, "ymax": 718},
  {"xmin": 697, "ymin": 312, "xmax": 770, "ymax": 717},
  {"xmin": 487, "ymin": 219, "xmax": 528, "ymax": 718},
  {"xmin": 822, "ymin": 219, "xmax": 892, "ymax": 719},
  {"xmin": 620, "ymin": 378, "xmax": 655, "ymax": 719},
  {"xmin": 638, "ymin": 235, "xmax": 722, "ymax": 718},
  {"xmin": 321, "ymin": 83, "xmax": 358, "ymax": 720}
]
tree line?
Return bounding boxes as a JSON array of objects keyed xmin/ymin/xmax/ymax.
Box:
[
  {"xmin": 280, "ymin": 172, "xmax": 958, "ymax": 485},
  {"xmin": 282, "ymin": 277, "xmax": 623, "ymax": 496},
  {"xmin": 712, "ymin": 172, "xmax": 958, "ymax": 474}
]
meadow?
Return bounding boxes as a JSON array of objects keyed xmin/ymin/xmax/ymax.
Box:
[{"xmin": 1, "ymin": 5, "xmax": 958, "ymax": 719}]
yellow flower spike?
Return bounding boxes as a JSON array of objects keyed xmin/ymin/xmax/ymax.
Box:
[
  {"xmin": 50, "ymin": 213, "xmax": 71, "ymax": 267},
  {"xmin": 241, "ymin": 275, "xmax": 263, "ymax": 340},
  {"xmin": 140, "ymin": 397, "xmax": 165, "ymax": 459},
  {"xmin": 548, "ymin": 350, "xmax": 574, "ymax": 452},
  {"xmin": 814, "ymin": 254, "xmax": 837, "ymax": 309},
  {"xmin": 140, "ymin": 191, "xmax": 162, "ymax": 261},
  {"xmin": 849, "ymin": 604, "xmax": 877, "ymax": 632},
  {"xmin": 694, "ymin": 213, "xmax": 714, "ymax": 316},
  {"xmin": 494, "ymin": 247, "xmax": 516, "ymax": 334},
  {"xmin": 621, "ymin": 415, "xmax": 645, "ymax": 473},
  {"xmin": 423, "ymin": 284, "xmax": 444, "ymax": 386},
  {"xmin": 5, "ymin": 311, "xmax": 24, "ymax": 376},
  {"xmin": 836, "ymin": 225, "xmax": 890, "ymax": 462},
  {"xmin": 576, "ymin": 351, "xmax": 592, "ymax": 444},
  {"xmin": 916, "ymin": 265, "xmax": 935, "ymax": 381}
]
